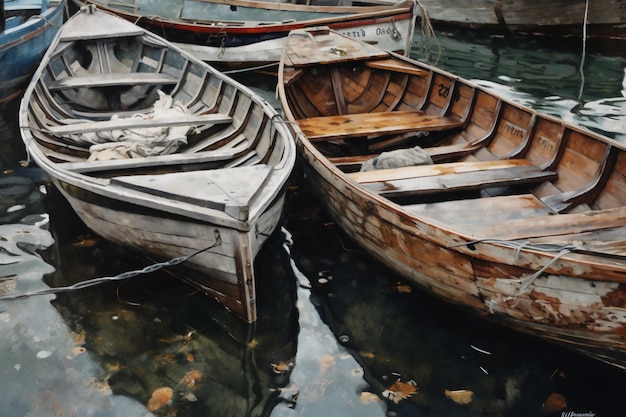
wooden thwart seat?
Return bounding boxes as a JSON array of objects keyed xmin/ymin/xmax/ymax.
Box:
[
  {"xmin": 364, "ymin": 58, "xmax": 429, "ymax": 77},
  {"xmin": 46, "ymin": 113, "xmax": 232, "ymax": 135},
  {"xmin": 349, "ymin": 159, "xmax": 557, "ymax": 198},
  {"xmin": 298, "ymin": 110, "xmax": 464, "ymax": 141},
  {"xmin": 59, "ymin": 145, "xmax": 247, "ymax": 173},
  {"xmin": 406, "ymin": 194, "xmax": 626, "ymax": 257},
  {"xmin": 48, "ymin": 73, "xmax": 178, "ymax": 91}
]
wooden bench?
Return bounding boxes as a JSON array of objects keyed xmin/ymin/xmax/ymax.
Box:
[
  {"xmin": 46, "ymin": 113, "xmax": 232, "ymax": 136},
  {"xmin": 297, "ymin": 110, "xmax": 464, "ymax": 141},
  {"xmin": 349, "ymin": 159, "xmax": 557, "ymax": 198},
  {"xmin": 59, "ymin": 145, "xmax": 247, "ymax": 174},
  {"xmin": 48, "ymin": 73, "xmax": 178, "ymax": 91},
  {"xmin": 406, "ymin": 194, "xmax": 626, "ymax": 258},
  {"xmin": 364, "ymin": 58, "xmax": 429, "ymax": 77}
]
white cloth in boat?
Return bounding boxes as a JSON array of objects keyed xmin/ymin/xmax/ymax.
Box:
[
  {"xmin": 68, "ymin": 91, "xmax": 196, "ymax": 161},
  {"xmin": 360, "ymin": 146, "xmax": 433, "ymax": 172}
]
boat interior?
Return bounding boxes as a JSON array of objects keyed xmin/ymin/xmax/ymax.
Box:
[
  {"xmin": 3, "ymin": 0, "xmax": 51, "ymax": 30},
  {"xmin": 26, "ymin": 22, "xmax": 288, "ymax": 179},
  {"xmin": 282, "ymin": 40, "xmax": 626, "ymax": 250}
]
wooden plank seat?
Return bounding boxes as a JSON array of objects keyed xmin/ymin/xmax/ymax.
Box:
[
  {"xmin": 45, "ymin": 113, "xmax": 232, "ymax": 136},
  {"xmin": 349, "ymin": 159, "xmax": 557, "ymax": 198},
  {"xmin": 48, "ymin": 73, "xmax": 178, "ymax": 91},
  {"xmin": 111, "ymin": 164, "xmax": 272, "ymax": 221},
  {"xmin": 364, "ymin": 58, "xmax": 429, "ymax": 77},
  {"xmin": 405, "ymin": 194, "xmax": 626, "ymax": 257},
  {"xmin": 59, "ymin": 144, "xmax": 248, "ymax": 173},
  {"xmin": 297, "ymin": 110, "xmax": 464, "ymax": 141}
]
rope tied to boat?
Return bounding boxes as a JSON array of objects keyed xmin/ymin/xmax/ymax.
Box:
[
  {"xmin": 450, "ymin": 239, "xmax": 579, "ymax": 301},
  {"xmin": 414, "ymin": 0, "xmax": 441, "ymax": 64},
  {"xmin": 0, "ymin": 230, "xmax": 222, "ymax": 301}
]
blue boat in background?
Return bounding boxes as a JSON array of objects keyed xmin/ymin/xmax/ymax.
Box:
[{"xmin": 0, "ymin": 0, "xmax": 65, "ymax": 107}]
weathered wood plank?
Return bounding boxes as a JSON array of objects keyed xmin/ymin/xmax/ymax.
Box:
[
  {"xmin": 46, "ymin": 113, "xmax": 232, "ymax": 135},
  {"xmin": 364, "ymin": 58, "xmax": 429, "ymax": 77},
  {"xmin": 111, "ymin": 165, "xmax": 272, "ymax": 220},
  {"xmin": 48, "ymin": 73, "xmax": 178, "ymax": 91},
  {"xmin": 298, "ymin": 110, "xmax": 464, "ymax": 141},
  {"xmin": 361, "ymin": 165, "xmax": 556, "ymax": 197},
  {"xmin": 471, "ymin": 206, "xmax": 626, "ymax": 243},
  {"xmin": 349, "ymin": 159, "xmax": 534, "ymax": 183},
  {"xmin": 60, "ymin": 147, "xmax": 245, "ymax": 173},
  {"xmin": 405, "ymin": 194, "xmax": 555, "ymax": 235}
]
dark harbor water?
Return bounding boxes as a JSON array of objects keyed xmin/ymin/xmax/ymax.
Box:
[{"xmin": 1, "ymin": 28, "xmax": 626, "ymax": 417}]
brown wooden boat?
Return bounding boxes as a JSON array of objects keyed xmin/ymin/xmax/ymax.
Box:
[
  {"xmin": 414, "ymin": 0, "xmax": 626, "ymax": 42},
  {"xmin": 278, "ymin": 27, "xmax": 626, "ymax": 369},
  {"xmin": 19, "ymin": 5, "xmax": 297, "ymax": 322}
]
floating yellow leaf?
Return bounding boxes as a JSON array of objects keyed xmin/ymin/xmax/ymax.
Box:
[
  {"xmin": 383, "ymin": 380, "xmax": 418, "ymax": 403},
  {"xmin": 72, "ymin": 238, "xmax": 99, "ymax": 248},
  {"xmin": 445, "ymin": 389, "xmax": 474, "ymax": 405},
  {"xmin": 270, "ymin": 360, "xmax": 294, "ymax": 374},
  {"xmin": 247, "ymin": 339, "xmax": 259, "ymax": 348},
  {"xmin": 360, "ymin": 352, "xmax": 375, "ymax": 359},
  {"xmin": 180, "ymin": 370, "xmax": 202, "ymax": 389},
  {"xmin": 148, "ymin": 387, "xmax": 173, "ymax": 411},
  {"xmin": 395, "ymin": 282, "xmax": 412, "ymax": 293},
  {"xmin": 543, "ymin": 392, "xmax": 567, "ymax": 414}
]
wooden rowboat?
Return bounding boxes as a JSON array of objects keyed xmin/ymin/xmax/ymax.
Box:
[
  {"xmin": 0, "ymin": 0, "xmax": 65, "ymax": 106},
  {"xmin": 278, "ymin": 27, "xmax": 626, "ymax": 368},
  {"xmin": 72, "ymin": 0, "xmax": 418, "ymax": 68},
  {"xmin": 414, "ymin": 0, "xmax": 626, "ymax": 42},
  {"xmin": 19, "ymin": 5, "xmax": 297, "ymax": 322}
]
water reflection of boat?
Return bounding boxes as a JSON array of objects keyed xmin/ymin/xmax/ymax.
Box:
[
  {"xmin": 19, "ymin": 6, "xmax": 297, "ymax": 322},
  {"xmin": 0, "ymin": 0, "xmax": 65, "ymax": 107},
  {"xmin": 278, "ymin": 27, "xmax": 626, "ymax": 370},
  {"xmin": 45, "ymin": 183, "xmax": 298, "ymax": 416},
  {"xmin": 71, "ymin": 0, "xmax": 418, "ymax": 68},
  {"xmin": 413, "ymin": 0, "xmax": 626, "ymax": 42}
]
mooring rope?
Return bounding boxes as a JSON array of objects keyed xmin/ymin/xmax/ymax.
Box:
[
  {"xmin": 415, "ymin": 0, "xmax": 441, "ymax": 64},
  {"xmin": 449, "ymin": 239, "xmax": 579, "ymax": 300},
  {"xmin": 0, "ymin": 230, "xmax": 221, "ymax": 301},
  {"xmin": 577, "ymin": 0, "xmax": 590, "ymax": 102}
]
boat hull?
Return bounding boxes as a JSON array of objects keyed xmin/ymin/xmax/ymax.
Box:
[
  {"xmin": 298, "ymin": 149, "xmax": 626, "ymax": 368},
  {"xmin": 278, "ymin": 27, "xmax": 626, "ymax": 368},
  {"xmin": 0, "ymin": 0, "xmax": 65, "ymax": 106},
  {"xmin": 75, "ymin": 0, "xmax": 417, "ymax": 66},
  {"xmin": 415, "ymin": 0, "xmax": 626, "ymax": 41},
  {"xmin": 53, "ymin": 176, "xmax": 286, "ymax": 321}
]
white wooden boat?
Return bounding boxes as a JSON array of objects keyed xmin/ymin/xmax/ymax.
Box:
[
  {"xmin": 278, "ymin": 27, "xmax": 626, "ymax": 368},
  {"xmin": 72, "ymin": 0, "xmax": 418, "ymax": 68},
  {"xmin": 19, "ymin": 5, "xmax": 297, "ymax": 322}
]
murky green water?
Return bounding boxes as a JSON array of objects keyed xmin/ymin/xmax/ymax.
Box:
[{"xmin": 1, "ymin": 28, "xmax": 625, "ymax": 417}]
